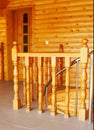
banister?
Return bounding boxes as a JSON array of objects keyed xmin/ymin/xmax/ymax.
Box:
[
  {"xmin": 44, "ymin": 50, "xmax": 93, "ymax": 95},
  {"xmin": 43, "ymin": 56, "xmax": 81, "ymax": 96},
  {"xmin": 78, "ymin": 39, "xmax": 88, "ymax": 120},
  {"xmin": 17, "ymin": 52, "xmax": 80, "ymax": 58},
  {"xmin": 12, "ymin": 39, "xmax": 90, "ymax": 121}
]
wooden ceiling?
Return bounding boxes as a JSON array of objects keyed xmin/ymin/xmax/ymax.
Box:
[{"xmin": 0, "ymin": 0, "xmax": 10, "ymax": 9}]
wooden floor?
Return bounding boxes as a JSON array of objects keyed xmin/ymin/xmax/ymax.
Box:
[{"xmin": 0, "ymin": 80, "xmax": 93, "ymax": 130}]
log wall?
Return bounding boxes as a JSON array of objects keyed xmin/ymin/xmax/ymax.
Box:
[
  {"xmin": 7, "ymin": 0, "xmax": 93, "ymax": 52},
  {"xmin": 0, "ymin": 0, "xmax": 93, "ymax": 81},
  {"xmin": 33, "ymin": 0, "xmax": 93, "ymax": 53},
  {"xmin": 0, "ymin": 10, "xmax": 8, "ymax": 79}
]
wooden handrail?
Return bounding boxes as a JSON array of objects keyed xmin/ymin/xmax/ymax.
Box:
[
  {"xmin": 12, "ymin": 39, "xmax": 89, "ymax": 120},
  {"xmin": 17, "ymin": 52, "xmax": 80, "ymax": 57}
]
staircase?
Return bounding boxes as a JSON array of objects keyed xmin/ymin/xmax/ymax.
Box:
[
  {"xmin": 11, "ymin": 39, "xmax": 93, "ymax": 121},
  {"xmin": 47, "ymin": 88, "xmax": 89, "ymax": 117}
]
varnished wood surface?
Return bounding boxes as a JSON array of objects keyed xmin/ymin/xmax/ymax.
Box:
[
  {"xmin": 0, "ymin": 0, "xmax": 93, "ymax": 81},
  {"xmin": 0, "ymin": 0, "xmax": 10, "ymax": 9},
  {"xmin": 11, "ymin": 39, "xmax": 89, "ymax": 120}
]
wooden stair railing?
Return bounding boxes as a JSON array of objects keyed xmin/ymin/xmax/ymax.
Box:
[
  {"xmin": 56, "ymin": 44, "xmax": 63, "ymax": 88},
  {"xmin": 78, "ymin": 39, "xmax": 88, "ymax": 120},
  {"xmin": 12, "ymin": 41, "xmax": 21, "ymax": 109},
  {"xmin": 11, "ymin": 39, "xmax": 88, "ymax": 121}
]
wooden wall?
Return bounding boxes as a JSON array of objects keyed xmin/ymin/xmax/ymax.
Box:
[
  {"xmin": 33, "ymin": 0, "xmax": 93, "ymax": 53},
  {"xmin": 0, "ymin": 0, "xmax": 93, "ymax": 81},
  {"xmin": 0, "ymin": 10, "xmax": 8, "ymax": 80},
  {"xmin": 7, "ymin": 0, "xmax": 93, "ymax": 52}
]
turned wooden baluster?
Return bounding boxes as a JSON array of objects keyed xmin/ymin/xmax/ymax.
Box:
[
  {"xmin": 48, "ymin": 57, "xmax": 52, "ymax": 92},
  {"xmin": 25, "ymin": 56, "xmax": 31, "ymax": 112},
  {"xmin": 57, "ymin": 44, "xmax": 63, "ymax": 88},
  {"xmin": 78, "ymin": 39, "xmax": 88, "ymax": 120},
  {"xmin": 51, "ymin": 57, "xmax": 57, "ymax": 116},
  {"xmin": 30, "ymin": 57, "xmax": 33, "ymax": 102},
  {"xmin": 23, "ymin": 64, "xmax": 27, "ymax": 105},
  {"xmin": 64, "ymin": 57, "xmax": 70, "ymax": 118},
  {"xmin": 48, "ymin": 57, "xmax": 51, "ymax": 80},
  {"xmin": 43, "ymin": 57, "xmax": 48, "ymax": 105},
  {"xmin": 12, "ymin": 41, "xmax": 21, "ymax": 110},
  {"xmin": 43, "ymin": 57, "xmax": 48, "ymax": 90},
  {"xmin": 38, "ymin": 57, "xmax": 43, "ymax": 113},
  {"xmin": 33, "ymin": 57, "xmax": 38, "ymax": 99}
]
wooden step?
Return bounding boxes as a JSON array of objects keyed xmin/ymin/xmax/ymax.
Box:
[{"xmin": 47, "ymin": 88, "xmax": 89, "ymax": 116}]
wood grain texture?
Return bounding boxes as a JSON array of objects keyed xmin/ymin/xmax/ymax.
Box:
[{"xmin": 0, "ymin": 0, "xmax": 93, "ymax": 85}]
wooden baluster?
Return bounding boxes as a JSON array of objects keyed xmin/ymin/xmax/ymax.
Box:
[
  {"xmin": 43, "ymin": 57, "xmax": 48, "ymax": 90},
  {"xmin": 38, "ymin": 57, "xmax": 43, "ymax": 113},
  {"xmin": 30, "ymin": 57, "xmax": 33, "ymax": 102},
  {"xmin": 78, "ymin": 39, "xmax": 88, "ymax": 120},
  {"xmin": 43, "ymin": 57, "xmax": 48, "ymax": 105},
  {"xmin": 57, "ymin": 44, "xmax": 64, "ymax": 88},
  {"xmin": 25, "ymin": 56, "xmax": 31, "ymax": 112},
  {"xmin": 51, "ymin": 57, "xmax": 57, "ymax": 116},
  {"xmin": 23, "ymin": 64, "xmax": 27, "ymax": 105},
  {"xmin": 48, "ymin": 57, "xmax": 52, "ymax": 92},
  {"xmin": 48, "ymin": 57, "xmax": 51, "ymax": 80},
  {"xmin": 64, "ymin": 57, "xmax": 70, "ymax": 118},
  {"xmin": 12, "ymin": 41, "xmax": 21, "ymax": 110},
  {"xmin": 33, "ymin": 57, "xmax": 38, "ymax": 100},
  {"xmin": 36, "ymin": 58, "xmax": 38, "ymax": 99}
]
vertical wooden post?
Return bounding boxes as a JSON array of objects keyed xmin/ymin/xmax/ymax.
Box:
[
  {"xmin": 57, "ymin": 44, "xmax": 63, "ymax": 88},
  {"xmin": 64, "ymin": 57, "xmax": 70, "ymax": 118},
  {"xmin": 30, "ymin": 57, "xmax": 33, "ymax": 102},
  {"xmin": 78, "ymin": 39, "xmax": 88, "ymax": 120},
  {"xmin": 23, "ymin": 64, "xmax": 27, "ymax": 105},
  {"xmin": 33, "ymin": 57, "xmax": 38, "ymax": 100},
  {"xmin": 48, "ymin": 57, "xmax": 52, "ymax": 92},
  {"xmin": 43, "ymin": 57, "xmax": 48, "ymax": 90},
  {"xmin": 51, "ymin": 57, "xmax": 57, "ymax": 116},
  {"xmin": 12, "ymin": 41, "xmax": 21, "ymax": 110},
  {"xmin": 43, "ymin": 57, "xmax": 48, "ymax": 105},
  {"xmin": 48, "ymin": 58, "xmax": 51, "ymax": 81},
  {"xmin": 38, "ymin": 57, "xmax": 43, "ymax": 113},
  {"xmin": 25, "ymin": 56, "xmax": 31, "ymax": 112},
  {"xmin": 43, "ymin": 57, "xmax": 48, "ymax": 85}
]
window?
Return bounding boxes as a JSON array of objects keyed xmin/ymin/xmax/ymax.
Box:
[
  {"xmin": 23, "ymin": 13, "xmax": 29, "ymax": 52},
  {"xmin": 23, "ymin": 13, "xmax": 28, "ymax": 23}
]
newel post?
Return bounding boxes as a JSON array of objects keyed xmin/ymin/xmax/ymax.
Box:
[
  {"xmin": 78, "ymin": 39, "xmax": 88, "ymax": 120},
  {"xmin": 12, "ymin": 41, "xmax": 21, "ymax": 110}
]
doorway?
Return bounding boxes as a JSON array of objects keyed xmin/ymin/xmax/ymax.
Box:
[
  {"xmin": 13, "ymin": 9, "xmax": 32, "ymax": 52},
  {"xmin": 7, "ymin": 8, "xmax": 32, "ymax": 80}
]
